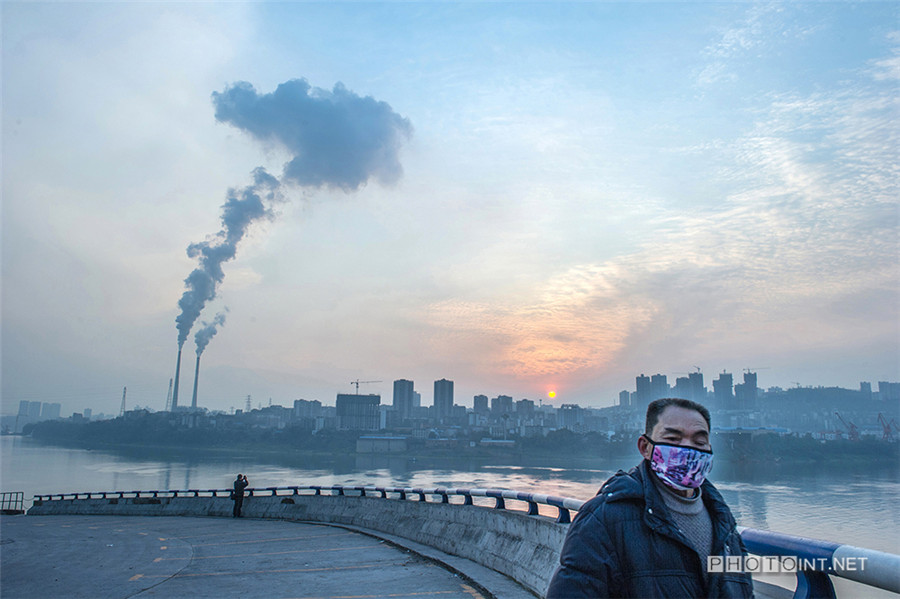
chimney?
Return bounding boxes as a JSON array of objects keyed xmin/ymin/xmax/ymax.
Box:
[
  {"xmin": 171, "ymin": 347, "xmax": 183, "ymax": 411},
  {"xmin": 191, "ymin": 354, "xmax": 201, "ymax": 410}
]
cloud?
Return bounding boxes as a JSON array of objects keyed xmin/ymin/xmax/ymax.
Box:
[
  {"xmin": 423, "ymin": 41, "xmax": 899, "ymax": 387},
  {"xmin": 212, "ymin": 79, "xmax": 413, "ymax": 191}
]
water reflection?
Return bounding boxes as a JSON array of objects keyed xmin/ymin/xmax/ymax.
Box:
[{"xmin": 2, "ymin": 436, "xmax": 897, "ymax": 554}]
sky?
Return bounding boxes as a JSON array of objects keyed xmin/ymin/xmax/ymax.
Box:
[{"xmin": 2, "ymin": 2, "xmax": 898, "ymax": 417}]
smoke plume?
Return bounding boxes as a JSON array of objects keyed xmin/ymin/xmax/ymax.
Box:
[
  {"xmin": 212, "ymin": 79, "xmax": 412, "ymax": 191},
  {"xmin": 194, "ymin": 310, "xmax": 228, "ymax": 356},
  {"xmin": 175, "ymin": 167, "xmax": 279, "ymax": 348},
  {"xmin": 173, "ymin": 77, "xmax": 410, "ymax": 361}
]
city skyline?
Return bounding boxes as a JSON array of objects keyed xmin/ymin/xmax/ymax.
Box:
[
  {"xmin": 8, "ymin": 369, "xmax": 899, "ymax": 420},
  {"xmin": 3, "ymin": 3, "xmax": 898, "ymax": 417}
]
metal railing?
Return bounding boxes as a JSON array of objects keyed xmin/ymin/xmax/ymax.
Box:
[
  {"xmin": 31, "ymin": 485, "xmax": 900, "ymax": 598},
  {"xmin": 738, "ymin": 526, "xmax": 900, "ymax": 599},
  {"xmin": 1, "ymin": 491, "xmax": 24, "ymax": 514},
  {"xmin": 34, "ymin": 485, "xmax": 583, "ymax": 523}
]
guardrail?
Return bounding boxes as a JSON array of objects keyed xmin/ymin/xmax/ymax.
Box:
[
  {"xmin": 31, "ymin": 485, "xmax": 900, "ymax": 599},
  {"xmin": 738, "ymin": 526, "xmax": 900, "ymax": 599},
  {"xmin": 1, "ymin": 491, "xmax": 24, "ymax": 514},
  {"xmin": 34, "ymin": 485, "xmax": 584, "ymax": 523}
]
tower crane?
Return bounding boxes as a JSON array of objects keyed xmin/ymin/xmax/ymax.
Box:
[
  {"xmin": 350, "ymin": 379, "xmax": 382, "ymax": 394},
  {"xmin": 834, "ymin": 411, "xmax": 860, "ymax": 442}
]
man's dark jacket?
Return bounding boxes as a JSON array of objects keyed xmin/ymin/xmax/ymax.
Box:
[{"xmin": 546, "ymin": 460, "xmax": 754, "ymax": 598}]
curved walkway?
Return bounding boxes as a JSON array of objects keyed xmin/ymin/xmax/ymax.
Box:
[{"xmin": 0, "ymin": 515, "xmax": 532, "ymax": 599}]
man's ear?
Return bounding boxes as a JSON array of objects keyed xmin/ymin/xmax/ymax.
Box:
[{"xmin": 637, "ymin": 434, "xmax": 653, "ymax": 461}]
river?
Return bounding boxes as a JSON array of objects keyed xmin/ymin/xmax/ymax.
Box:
[{"xmin": 2, "ymin": 435, "xmax": 898, "ymax": 558}]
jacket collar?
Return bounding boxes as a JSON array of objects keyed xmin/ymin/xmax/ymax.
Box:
[{"xmin": 599, "ymin": 461, "xmax": 735, "ymax": 526}]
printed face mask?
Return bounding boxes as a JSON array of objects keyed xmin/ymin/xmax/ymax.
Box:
[{"xmin": 644, "ymin": 436, "xmax": 714, "ymax": 491}]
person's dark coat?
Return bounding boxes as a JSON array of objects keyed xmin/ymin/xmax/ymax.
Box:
[
  {"xmin": 232, "ymin": 477, "xmax": 249, "ymax": 518},
  {"xmin": 546, "ymin": 460, "xmax": 754, "ymax": 598}
]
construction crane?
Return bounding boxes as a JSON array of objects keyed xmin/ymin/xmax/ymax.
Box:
[
  {"xmin": 744, "ymin": 367, "xmax": 770, "ymax": 373},
  {"xmin": 119, "ymin": 387, "xmax": 127, "ymax": 417},
  {"xmin": 877, "ymin": 413, "xmax": 896, "ymax": 442},
  {"xmin": 674, "ymin": 367, "xmax": 703, "ymax": 375},
  {"xmin": 834, "ymin": 411, "xmax": 860, "ymax": 442},
  {"xmin": 350, "ymin": 379, "xmax": 382, "ymax": 394}
]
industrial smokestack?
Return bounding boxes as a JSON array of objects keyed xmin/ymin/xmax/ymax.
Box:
[
  {"xmin": 171, "ymin": 347, "xmax": 183, "ymax": 411},
  {"xmin": 190, "ymin": 353, "xmax": 201, "ymax": 410}
]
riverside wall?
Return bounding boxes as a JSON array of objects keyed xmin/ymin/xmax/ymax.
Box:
[{"xmin": 28, "ymin": 494, "xmax": 567, "ymax": 596}]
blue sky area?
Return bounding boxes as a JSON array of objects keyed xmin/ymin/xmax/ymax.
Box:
[{"xmin": 2, "ymin": 2, "xmax": 898, "ymax": 415}]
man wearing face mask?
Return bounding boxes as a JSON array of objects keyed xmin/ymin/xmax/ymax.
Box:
[{"xmin": 546, "ymin": 398, "xmax": 754, "ymax": 598}]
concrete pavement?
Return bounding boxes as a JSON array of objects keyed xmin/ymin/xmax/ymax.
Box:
[{"xmin": 0, "ymin": 515, "xmax": 534, "ymax": 599}]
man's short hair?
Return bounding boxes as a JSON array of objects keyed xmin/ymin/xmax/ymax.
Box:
[{"xmin": 645, "ymin": 398, "xmax": 711, "ymax": 435}]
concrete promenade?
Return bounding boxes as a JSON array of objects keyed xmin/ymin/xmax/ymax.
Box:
[{"xmin": 0, "ymin": 514, "xmax": 534, "ymax": 599}]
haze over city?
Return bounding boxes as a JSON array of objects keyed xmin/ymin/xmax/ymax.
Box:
[{"xmin": 2, "ymin": 2, "xmax": 898, "ymax": 417}]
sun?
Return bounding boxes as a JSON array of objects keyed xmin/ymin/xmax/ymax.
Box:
[{"xmin": 548, "ymin": 390, "xmax": 556, "ymax": 399}]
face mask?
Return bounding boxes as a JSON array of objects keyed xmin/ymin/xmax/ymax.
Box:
[{"xmin": 644, "ymin": 436, "xmax": 714, "ymax": 491}]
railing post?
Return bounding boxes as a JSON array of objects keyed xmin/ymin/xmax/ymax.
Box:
[
  {"xmin": 556, "ymin": 508, "xmax": 571, "ymax": 524},
  {"xmin": 794, "ymin": 570, "xmax": 837, "ymax": 599}
]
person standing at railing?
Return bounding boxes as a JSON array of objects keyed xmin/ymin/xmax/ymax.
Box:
[
  {"xmin": 232, "ymin": 474, "xmax": 249, "ymax": 518},
  {"xmin": 546, "ymin": 398, "xmax": 754, "ymax": 598}
]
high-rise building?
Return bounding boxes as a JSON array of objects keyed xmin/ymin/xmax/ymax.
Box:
[
  {"xmin": 635, "ymin": 374, "xmax": 651, "ymax": 408},
  {"xmin": 336, "ymin": 393, "xmax": 381, "ymax": 430},
  {"xmin": 618, "ymin": 390, "xmax": 631, "ymax": 408},
  {"xmin": 734, "ymin": 371, "xmax": 758, "ymax": 410},
  {"xmin": 689, "ymin": 372, "xmax": 705, "ymax": 401},
  {"xmin": 673, "ymin": 377, "xmax": 692, "ymax": 400},
  {"xmin": 434, "ymin": 379, "xmax": 454, "ymax": 422},
  {"xmin": 713, "ymin": 372, "xmax": 734, "ymax": 408},
  {"xmin": 491, "ymin": 395, "xmax": 513, "ymax": 416},
  {"xmin": 860, "ymin": 382, "xmax": 872, "ymax": 399},
  {"xmin": 393, "ymin": 379, "xmax": 415, "ymax": 421},
  {"xmin": 473, "ymin": 395, "xmax": 489, "ymax": 415},
  {"xmin": 41, "ymin": 403, "xmax": 62, "ymax": 420},
  {"xmin": 558, "ymin": 404, "xmax": 583, "ymax": 431},
  {"xmin": 516, "ymin": 399, "xmax": 535, "ymax": 418},
  {"xmin": 293, "ymin": 399, "xmax": 323, "ymax": 418},
  {"xmin": 651, "ymin": 374, "xmax": 669, "ymax": 400},
  {"xmin": 878, "ymin": 381, "xmax": 900, "ymax": 402}
]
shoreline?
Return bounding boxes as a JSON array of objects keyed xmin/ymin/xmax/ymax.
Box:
[{"xmin": 14, "ymin": 435, "xmax": 900, "ymax": 472}]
